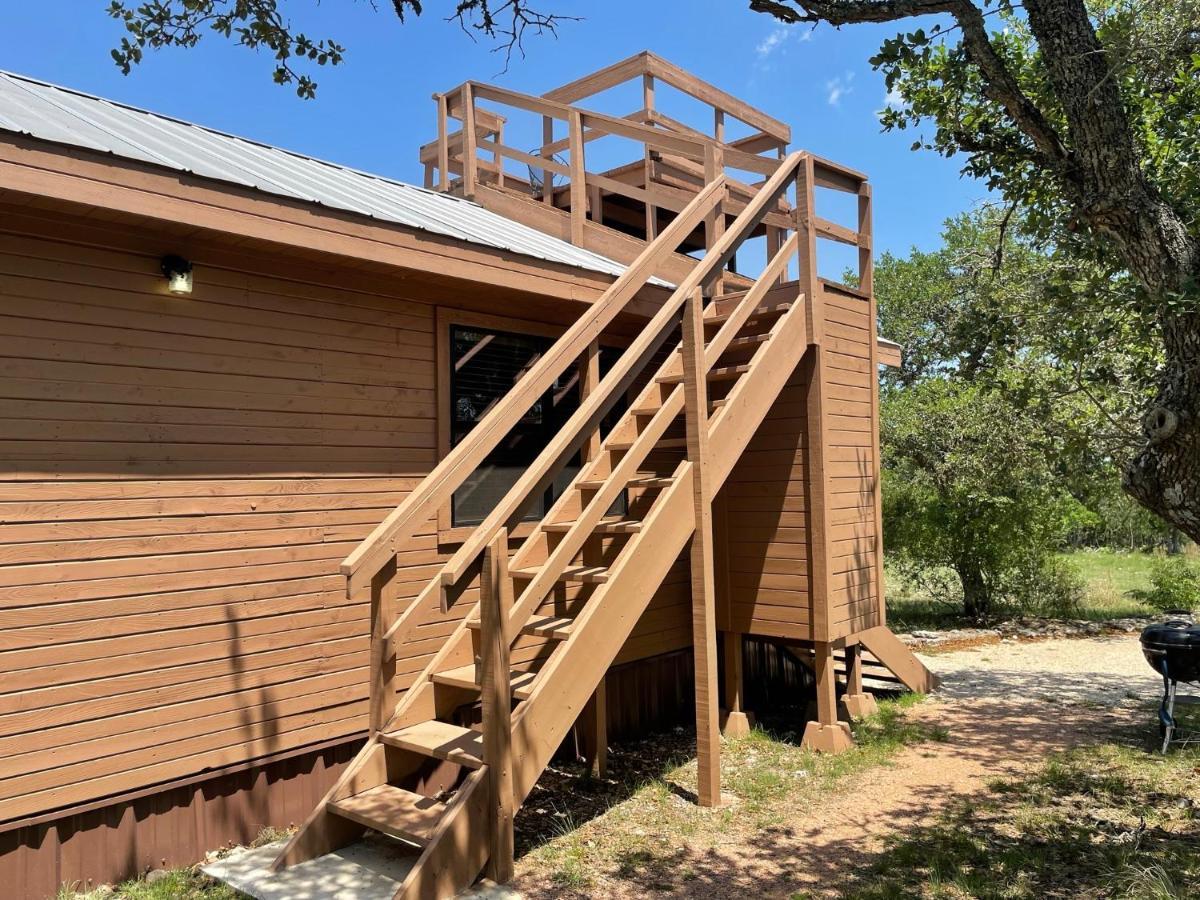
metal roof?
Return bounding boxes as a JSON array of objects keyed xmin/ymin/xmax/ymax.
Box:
[{"xmin": 0, "ymin": 70, "xmax": 658, "ymax": 284}]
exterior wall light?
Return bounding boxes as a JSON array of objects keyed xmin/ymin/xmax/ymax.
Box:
[{"xmin": 161, "ymin": 254, "xmax": 194, "ymax": 295}]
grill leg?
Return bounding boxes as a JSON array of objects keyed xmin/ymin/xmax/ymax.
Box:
[{"xmin": 1161, "ymin": 677, "xmax": 1178, "ymax": 754}]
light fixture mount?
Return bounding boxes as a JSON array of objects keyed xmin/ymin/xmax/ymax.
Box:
[{"xmin": 161, "ymin": 254, "xmax": 194, "ymax": 295}]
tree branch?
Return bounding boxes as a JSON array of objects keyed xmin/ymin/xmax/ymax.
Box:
[{"xmin": 753, "ymin": 0, "xmax": 1071, "ymax": 168}]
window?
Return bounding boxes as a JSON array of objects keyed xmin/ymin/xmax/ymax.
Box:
[{"xmin": 448, "ymin": 322, "xmax": 624, "ymax": 529}]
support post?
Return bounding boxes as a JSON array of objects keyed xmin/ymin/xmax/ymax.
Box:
[
  {"xmin": 568, "ymin": 109, "xmax": 586, "ymax": 246},
  {"xmin": 461, "ymin": 84, "xmax": 478, "ymax": 199},
  {"xmin": 721, "ymin": 632, "xmax": 752, "ymax": 737},
  {"xmin": 860, "ymin": 182, "xmax": 886, "ymax": 629},
  {"xmin": 576, "ymin": 340, "xmax": 607, "ymax": 775},
  {"xmin": 840, "ymin": 643, "xmax": 879, "ymax": 719},
  {"xmin": 683, "ymin": 288, "xmax": 721, "ymax": 807},
  {"xmin": 436, "ymin": 93, "xmax": 449, "ymax": 192},
  {"xmin": 801, "ymin": 642, "xmax": 853, "ymax": 753},
  {"xmin": 481, "ymin": 529, "xmax": 514, "ymax": 883},
  {"xmin": 581, "ymin": 677, "xmax": 608, "ymax": 778},
  {"xmin": 368, "ymin": 558, "xmax": 398, "ymax": 737}
]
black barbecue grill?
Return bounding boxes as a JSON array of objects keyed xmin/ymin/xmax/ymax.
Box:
[{"xmin": 1140, "ymin": 612, "xmax": 1200, "ymax": 752}]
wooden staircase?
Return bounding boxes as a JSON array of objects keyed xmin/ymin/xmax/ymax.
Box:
[{"xmin": 271, "ymin": 151, "xmax": 826, "ymax": 897}]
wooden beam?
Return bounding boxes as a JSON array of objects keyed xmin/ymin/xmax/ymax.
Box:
[
  {"xmin": 840, "ymin": 644, "xmax": 879, "ymax": 719},
  {"xmin": 542, "ymin": 51, "xmax": 651, "ymax": 103},
  {"xmin": 480, "ymin": 529, "xmax": 514, "ymax": 884},
  {"xmin": 644, "ymin": 53, "xmax": 791, "ymax": 143},
  {"xmin": 682, "ymin": 288, "xmax": 721, "ymax": 808}
]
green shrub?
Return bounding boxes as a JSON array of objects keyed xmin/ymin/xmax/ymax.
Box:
[
  {"xmin": 1142, "ymin": 555, "xmax": 1200, "ymax": 612},
  {"xmin": 1001, "ymin": 555, "xmax": 1087, "ymax": 619}
]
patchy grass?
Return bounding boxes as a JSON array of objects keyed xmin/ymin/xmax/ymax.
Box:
[
  {"xmin": 1064, "ymin": 549, "xmax": 1160, "ymax": 619},
  {"xmin": 886, "ymin": 550, "xmax": 1159, "ymax": 631},
  {"xmin": 516, "ymin": 694, "xmax": 947, "ymax": 894},
  {"xmin": 846, "ymin": 715, "xmax": 1200, "ymax": 899},
  {"xmin": 59, "ymin": 868, "xmax": 248, "ymax": 900}
]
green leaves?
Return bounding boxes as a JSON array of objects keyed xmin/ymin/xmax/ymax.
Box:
[{"xmin": 107, "ymin": 0, "xmax": 347, "ymax": 98}]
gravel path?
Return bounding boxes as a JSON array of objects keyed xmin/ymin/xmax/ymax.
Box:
[{"xmin": 922, "ymin": 633, "xmax": 1162, "ymax": 707}]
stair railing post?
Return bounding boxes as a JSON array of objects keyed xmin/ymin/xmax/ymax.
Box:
[
  {"xmin": 480, "ymin": 528, "xmax": 515, "ymax": 882},
  {"xmin": 704, "ymin": 143, "xmax": 725, "ymax": 296},
  {"xmin": 569, "ymin": 109, "xmax": 586, "ymax": 246},
  {"xmin": 462, "ymin": 83, "xmax": 478, "ymax": 200},
  {"xmin": 368, "ymin": 557, "xmax": 399, "ymax": 737},
  {"xmin": 643, "ymin": 73, "xmax": 657, "ymax": 240},
  {"xmin": 682, "ymin": 286, "xmax": 722, "ymax": 807}
]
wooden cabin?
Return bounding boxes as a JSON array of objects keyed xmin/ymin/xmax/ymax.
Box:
[{"xmin": 0, "ymin": 53, "xmax": 931, "ymax": 899}]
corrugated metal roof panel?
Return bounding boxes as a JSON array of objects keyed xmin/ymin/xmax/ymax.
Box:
[{"xmin": 0, "ymin": 70, "xmax": 664, "ymax": 284}]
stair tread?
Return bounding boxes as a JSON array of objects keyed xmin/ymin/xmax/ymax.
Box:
[
  {"xmin": 328, "ymin": 784, "xmax": 445, "ymax": 846},
  {"xmin": 727, "ymin": 333, "xmax": 771, "ymax": 348},
  {"xmin": 609, "ymin": 437, "xmax": 686, "ymax": 451},
  {"xmin": 577, "ymin": 473, "xmax": 673, "ymax": 490},
  {"xmin": 466, "ymin": 612, "xmax": 576, "ymax": 640},
  {"xmin": 381, "ymin": 721, "xmax": 484, "ymax": 768},
  {"xmin": 433, "ymin": 664, "xmax": 539, "ymax": 700},
  {"xmin": 511, "ymin": 564, "xmax": 609, "ymax": 584},
  {"xmin": 656, "ymin": 364, "xmax": 751, "ymax": 385},
  {"xmin": 543, "ymin": 518, "xmax": 643, "ymax": 534},
  {"xmin": 705, "ymin": 301, "xmax": 791, "ymax": 324}
]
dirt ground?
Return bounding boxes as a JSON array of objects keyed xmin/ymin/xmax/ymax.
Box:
[{"xmin": 510, "ymin": 634, "xmax": 1162, "ymax": 898}]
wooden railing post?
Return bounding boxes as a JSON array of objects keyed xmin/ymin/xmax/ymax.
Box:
[
  {"xmin": 704, "ymin": 143, "xmax": 725, "ymax": 296},
  {"xmin": 368, "ymin": 557, "xmax": 399, "ymax": 736},
  {"xmin": 568, "ymin": 110, "xmax": 586, "ymax": 246},
  {"xmin": 643, "ymin": 74, "xmax": 657, "ymax": 240},
  {"xmin": 682, "ymin": 287, "xmax": 721, "ymax": 807},
  {"xmin": 541, "ymin": 115, "xmax": 555, "ymax": 205},
  {"xmin": 462, "ymin": 83, "xmax": 478, "ymax": 199},
  {"xmin": 436, "ymin": 93, "xmax": 449, "ymax": 192},
  {"xmin": 481, "ymin": 528, "xmax": 514, "ymax": 882}
]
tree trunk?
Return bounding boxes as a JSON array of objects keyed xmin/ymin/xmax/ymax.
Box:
[
  {"xmin": 1020, "ymin": 0, "xmax": 1200, "ymax": 544},
  {"xmin": 956, "ymin": 560, "xmax": 991, "ymax": 621},
  {"xmin": 1125, "ymin": 307, "xmax": 1200, "ymax": 541}
]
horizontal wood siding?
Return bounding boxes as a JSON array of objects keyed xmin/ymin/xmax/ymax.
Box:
[
  {"xmin": 821, "ymin": 286, "xmax": 881, "ymax": 638},
  {"xmin": 0, "ymin": 220, "xmax": 692, "ymax": 832},
  {"xmin": 718, "ymin": 284, "xmax": 882, "ymax": 642}
]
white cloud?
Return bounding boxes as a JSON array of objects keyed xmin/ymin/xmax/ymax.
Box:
[
  {"xmin": 882, "ymin": 85, "xmax": 907, "ymax": 110},
  {"xmin": 826, "ymin": 71, "xmax": 855, "ymax": 106},
  {"xmin": 754, "ymin": 25, "xmax": 813, "ymax": 64},
  {"xmin": 756, "ymin": 27, "xmax": 790, "ymax": 59}
]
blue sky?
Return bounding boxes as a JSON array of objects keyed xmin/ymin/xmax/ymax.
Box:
[{"xmin": 3, "ymin": 1, "xmax": 981, "ymax": 258}]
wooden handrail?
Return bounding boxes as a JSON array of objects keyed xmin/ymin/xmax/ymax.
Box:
[
  {"xmin": 341, "ymin": 176, "xmax": 729, "ymax": 594},
  {"xmin": 436, "ymin": 153, "xmax": 805, "ymax": 599}
]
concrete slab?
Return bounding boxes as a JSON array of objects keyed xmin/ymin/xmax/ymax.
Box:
[{"xmin": 202, "ymin": 837, "xmax": 417, "ymax": 900}]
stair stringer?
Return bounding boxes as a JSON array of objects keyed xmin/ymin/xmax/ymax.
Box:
[
  {"xmin": 508, "ymin": 287, "xmax": 813, "ymax": 800},
  {"xmin": 510, "ymin": 461, "xmax": 697, "ymax": 799},
  {"xmin": 856, "ymin": 626, "xmax": 940, "ymax": 693},
  {"xmin": 393, "ymin": 767, "xmax": 490, "ymax": 900}
]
